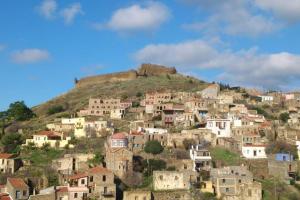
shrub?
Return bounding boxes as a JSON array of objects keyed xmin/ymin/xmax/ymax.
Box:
[
  {"xmin": 1, "ymin": 132, "xmax": 24, "ymax": 153},
  {"xmin": 136, "ymin": 92, "xmax": 143, "ymax": 97},
  {"xmin": 142, "ymin": 159, "xmax": 167, "ymax": 175},
  {"xmin": 47, "ymin": 105, "xmax": 65, "ymax": 115},
  {"xmin": 144, "ymin": 140, "xmax": 164, "ymax": 155},
  {"xmin": 279, "ymin": 112, "xmax": 290, "ymax": 123}
]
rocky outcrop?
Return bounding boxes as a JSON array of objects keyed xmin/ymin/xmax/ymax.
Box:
[
  {"xmin": 137, "ymin": 63, "xmax": 177, "ymax": 76},
  {"xmin": 75, "ymin": 63, "xmax": 177, "ymax": 88}
]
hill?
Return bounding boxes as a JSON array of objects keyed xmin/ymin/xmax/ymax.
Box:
[{"xmin": 20, "ymin": 64, "xmax": 208, "ymax": 131}]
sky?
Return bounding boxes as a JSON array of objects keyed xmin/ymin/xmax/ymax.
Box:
[{"xmin": 1, "ymin": 0, "xmax": 300, "ymax": 110}]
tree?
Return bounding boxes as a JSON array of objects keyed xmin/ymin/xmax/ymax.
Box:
[
  {"xmin": 136, "ymin": 92, "xmax": 143, "ymax": 98},
  {"xmin": 142, "ymin": 159, "xmax": 166, "ymax": 175},
  {"xmin": 7, "ymin": 101, "xmax": 35, "ymax": 121},
  {"xmin": 279, "ymin": 112, "xmax": 290, "ymax": 123},
  {"xmin": 88, "ymin": 152, "xmax": 104, "ymax": 165},
  {"xmin": 1, "ymin": 132, "xmax": 24, "ymax": 153},
  {"xmin": 47, "ymin": 105, "xmax": 65, "ymax": 115},
  {"xmin": 144, "ymin": 140, "xmax": 164, "ymax": 155}
]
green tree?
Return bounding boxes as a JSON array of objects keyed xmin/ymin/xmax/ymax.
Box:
[
  {"xmin": 279, "ymin": 112, "xmax": 290, "ymax": 123},
  {"xmin": 7, "ymin": 101, "xmax": 35, "ymax": 121},
  {"xmin": 47, "ymin": 105, "xmax": 65, "ymax": 115},
  {"xmin": 144, "ymin": 140, "xmax": 164, "ymax": 155},
  {"xmin": 1, "ymin": 132, "xmax": 24, "ymax": 153},
  {"xmin": 89, "ymin": 152, "xmax": 104, "ymax": 165},
  {"xmin": 142, "ymin": 159, "xmax": 166, "ymax": 175}
]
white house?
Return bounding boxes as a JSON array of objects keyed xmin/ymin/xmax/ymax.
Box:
[
  {"xmin": 189, "ymin": 144, "xmax": 212, "ymax": 172},
  {"xmin": 242, "ymin": 145, "xmax": 267, "ymax": 159},
  {"xmin": 260, "ymin": 95, "xmax": 274, "ymax": 102},
  {"xmin": 206, "ymin": 118, "xmax": 231, "ymax": 137},
  {"xmin": 25, "ymin": 131, "xmax": 74, "ymax": 149},
  {"xmin": 139, "ymin": 127, "xmax": 168, "ymax": 135}
]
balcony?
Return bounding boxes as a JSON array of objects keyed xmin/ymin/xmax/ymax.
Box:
[{"xmin": 101, "ymin": 191, "xmax": 114, "ymax": 197}]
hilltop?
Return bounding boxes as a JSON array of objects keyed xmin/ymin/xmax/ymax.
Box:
[{"xmin": 23, "ymin": 64, "xmax": 208, "ymax": 129}]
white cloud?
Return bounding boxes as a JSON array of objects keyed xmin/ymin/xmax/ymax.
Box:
[
  {"xmin": 255, "ymin": 0, "xmax": 300, "ymax": 23},
  {"xmin": 182, "ymin": 0, "xmax": 277, "ymax": 36},
  {"xmin": 37, "ymin": 0, "xmax": 57, "ymax": 19},
  {"xmin": 11, "ymin": 49, "xmax": 50, "ymax": 64},
  {"xmin": 134, "ymin": 40, "xmax": 300, "ymax": 89},
  {"xmin": 98, "ymin": 2, "xmax": 170, "ymax": 32},
  {"xmin": 60, "ymin": 3, "xmax": 83, "ymax": 25}
]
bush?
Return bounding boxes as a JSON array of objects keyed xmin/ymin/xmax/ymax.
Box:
[
  {"xmin": 136, "ymin": 92, "xmax": 143, "ymax": 97},
  {"xmin": 88, "ymin": 152, "xmax": 104, "ymax": 165},
  {"xmin": 144, "ymin": 140, "xmax": 164, "ymax": 155},
  {"xmin": 1, "ymin": 132, "xmax": 24, "ymax": 153},
  {"xmin": 279, "ymin": 112, "xmax": 290, "ymax": 123},
  {"xmin": 47, "ymin": 105, "xmax": 65, "ymax": 115},
  {"xmin": 142, "ymin": 159, "xmax": 166, "ymax": 175},
  {"xmin": 132, "ymin": 101, "xmax": 140, "ymax": 108}
]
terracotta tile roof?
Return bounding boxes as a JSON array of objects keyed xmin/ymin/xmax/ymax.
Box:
[
  {"xmin": 0, "ymin": 153, "xmax": 14, "ymax": 159},
  {"xmin": 0, "ymin": 193, "xmax": 11, "ymax": 200},
  {"xmin": 69, "ymin": 172, "xmax": 88, "ymax": 180},
  {"xmin": 57, "ymin": 186, "xmax": 68, "ymax": 193},
  {"xmin": 88, "ymin": 166, "xmax": 112, "ymax": 174},
  {"xmin": 130, "ymin": 131, "xmax": 143, "ymax": 136},
  {"xmin": 35, "ymin": 131, "xmax": 59, "ymax": 137},
  {"xmin": 111, "ymin": 132, "xmax": 127, "ymax": 140},
  {"xmin": 7, "ymin": 178, "xmax": 27, "ymax": 189}
]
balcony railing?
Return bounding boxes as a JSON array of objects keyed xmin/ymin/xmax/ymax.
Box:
[{"xmin": 101, "ymin": 191, "xmax": 114, "ymax": 197}]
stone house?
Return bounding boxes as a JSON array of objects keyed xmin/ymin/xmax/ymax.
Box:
[
  {"xmin": 211, "ymin": 166, "xmax": 262, "ymax": 200},
  {"xmin": 67, "ymin": 166, "xmax": 116, "ymax": 200},
  {"xmin": 268, "ymin": 153, "xmax": 297, "ymax": 182},
  {"xmin": 52, "ymin": 153, "xmax": 94, "ymax": 176},
  {"xmin": 200, "ymin": 84, "xmax": 220, "ymax": 99},
  {"xmin": 123, "ymin": 190, "xmax": 152, "ymax": 200},
  {"xmin": 56, "ymin": 186, "xmax": 88, "ymax": 200},
  {"xmin": 24, "ymin": 131, "xmax": 74, "ymax": 149},
  {"xmin": 79, "ymin": 98, "xmax": 125, "ymax": 119},
  {"xmin": 0, "ymin": 153, "xmax": 22, "ymax": 174},
  {"xmin": 4, "ymin": 178, "xmax": 29, "ymax": 200},
  {"xmin": 167, "ymin": 129, "xmax": 216, "ymax": 149},
  {"xmin": 153, "ymin": 170, "xmax": 197, "ymax": 191},
  {"xmin": 216, "ymin": 137, "xmax": 240, "ymax": 153},
  {"xmin": 105, "ymin": 147, "xmax": 133, "ymax": 179}
]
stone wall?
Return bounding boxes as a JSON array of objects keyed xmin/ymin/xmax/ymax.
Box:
[
  {"xmin": 75, "ymin": 64, "xmax": 177, "ymax": 88},
  {"xmin": 76, "ymin": 70, "xmax": 138, "ymax": 88},
  {"xmin": 137, "ymin": 63, "xmax": 177, "ymax": 76}
]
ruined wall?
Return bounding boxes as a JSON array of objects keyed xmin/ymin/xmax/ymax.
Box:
[
  {"xmin": 76, "ymin": 70, "xmax": 138, "ymax": 88},
  {"xmin": 137, "ymin": 63, "xmax": 177, "ymax": 76},
  {"xmin": 75, "ymin": 64, "xmax": 177, "ymax": 88}
]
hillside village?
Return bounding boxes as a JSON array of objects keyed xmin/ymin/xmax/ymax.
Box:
[{"xmin": 1, "ymin": 64, "xmax": 300, "ymax": 200}]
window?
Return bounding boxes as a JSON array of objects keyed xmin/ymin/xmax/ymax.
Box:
[
  {"xmin": 23, "ymin": 190, "xmax": 27, "ymax": 196},
  {"xmin": 248, "ymin": 189, "xmax": 252, "ymax": 196},
  {"xmin": 159, "ymin": 175, "xmax": 163, "ymax": 180},
  {"xmin": 222, "ymin": 179, "xmax": 226, "ymax": 183},
  {"xmin": 90, "ymin": 176, "xmax": 93, "ymax": 182},
  {"xmin": 226, "ymin": 188, "xmax": 229, "ymax": 192},
  {"xmin": 103, "ymin": 175, "xmax": 106, "ymax": 182},
  {"xmin": 74, "ymin": 193, "xmax": 78, "ymax": 198},
  {"xmin": 175, "ymin": 176, "xmax": 179, "ymax": 180},
  {"xmin": 81, "ymin": 179, "xmax": 85, "ymax": 184}
]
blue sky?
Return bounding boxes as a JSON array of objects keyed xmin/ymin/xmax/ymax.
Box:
[{"xmin": 1, "ymin": 0, "xmax": 300, "ymax": 110}]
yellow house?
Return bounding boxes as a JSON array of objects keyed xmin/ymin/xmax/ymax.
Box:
[{"xmin": 25, "ymin": 131, "xmax": 74, "ymax": 148}]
